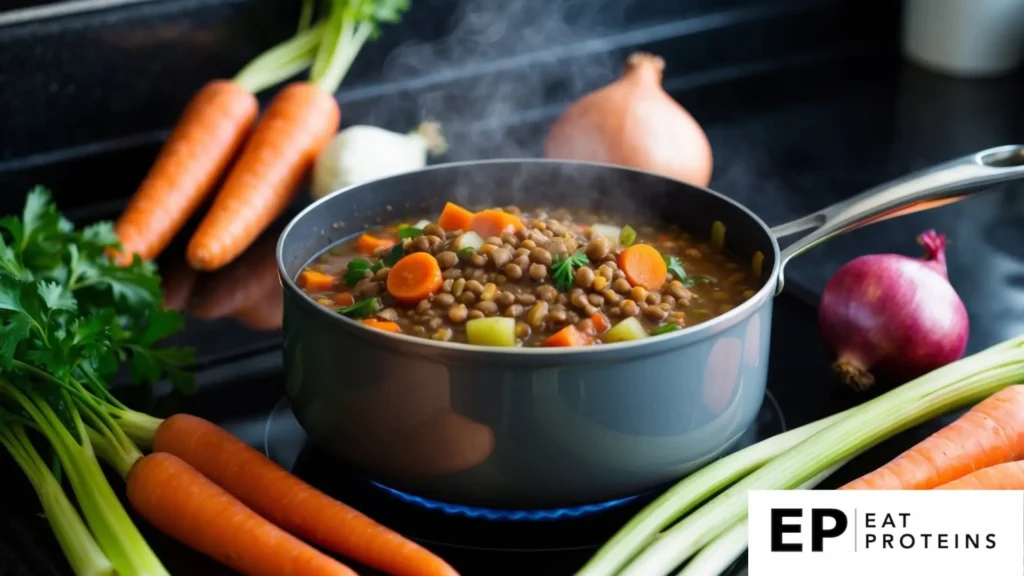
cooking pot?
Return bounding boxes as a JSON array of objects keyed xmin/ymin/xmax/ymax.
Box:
[{"xmin": 277, "ymin": 145, "xmax": 1024, "ymax": 508}]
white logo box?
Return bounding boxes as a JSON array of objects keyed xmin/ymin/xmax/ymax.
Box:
[{"xmin": 748, "ymin": 490, "xmax": 1024, "ymax": 576}]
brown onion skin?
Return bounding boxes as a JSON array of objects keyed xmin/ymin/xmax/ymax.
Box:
[
  {"xmin": 818, "ymin": 231, "xmax": 969, "ymax": 391},
  {"xmin": 543, "ymin": 52, "xmax": 713, "ymax": 187}
]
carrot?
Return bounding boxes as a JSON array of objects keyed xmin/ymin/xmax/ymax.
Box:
[
  {"xmin": 591, "ymin": 312, "xmax": 611, "ymax": 334},
  {"xmin": 299, "ymin": 269, "xmax": 337, "ymax": 291},
  {"xmin": 127, "ymin": 452, "xmax": 357, "ymax": 576},
  {"xmin": 841, "ymin": 386, "xmax": 1024, "ymax": 490},
  {"xmin": 111, "ymin": 81, "xmax": 258, "ymax": 265},
  {"xmin": 152, "ymin": 414, "xmax": 459, "ymax": 576},
  {"xmin": 438, "ymin": 202, "xmax": 474, "ymax": 232},
  {"xmin": 470, "ymin": 209, "xmax": 524, "ymax": 238},
  {"xmin": 333, "ymin": 292, "xmax": 355, "ymax": 306},
  {"xmin": 186, "ymin": 82, "xmax": 341, "ymax": 271},
  {"xmin": 357, "ymin": 233, "xmax": 397, "ymax": 255},
  {"xmin": 934, "ymin": 461, "xmax": 1024, "ymax": 490},
  {"xmin": 544, "ymin": 325, "xmax": 593, "ymax": 347},
  {"xmin": 112, "ymin": 23, "xmax": 326, "ymax": 266},
  {"xmin": 386, "ymin": 252, "xmax": 444, "ymax": 304},
  {"xmin": 618, "ymin": 244, "xmax": 668, "ymax": 290},
  {"xmin": 362, "ymin": 318, "xmax": 401, "ymax": 333}
]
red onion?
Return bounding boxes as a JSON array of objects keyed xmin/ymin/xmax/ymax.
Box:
[{"xmin": 818, "ymin": 230, "xmax": 969, "ymax": 391}]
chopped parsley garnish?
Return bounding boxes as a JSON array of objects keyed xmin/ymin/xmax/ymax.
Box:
[
  {"xmin": 650, "ymin": 323, "xmax": 681, "ymax": 336},
  {"xmin": 336, "ymin": 297, "xmax": 380, "ymax": 318},
  {"xmin": 619, "ymin": 225, "xmax": 637, "ymax": 247},
  {"xmin": 551, "ymin": 250, "xmax": 589, "ymax": 292},
  {"xmin": 665, "ymin": 255, "xmax": 687, "ymax": 282},
  {"xmin": 457, "ymin": 247, "xmax": 475, "ymax": 257},
  {"xmin": 664, "ymin": 255, "xmax": 714, "ymax": 287},
  {"xmin": 343, "ymin": 258, "xmax": 382, "ymax": 286},
  {"xmin": 381, "ymin": 244, "xmax": 405, "ymax": 267},
  {"xmin": 397, "ymin": 227, "xmax": 423, "ymax": 239}
]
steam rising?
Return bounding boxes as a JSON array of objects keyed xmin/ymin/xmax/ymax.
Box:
[{"xmin": 372, "ymin": 0, "xmax": 631, "ymax": 161}]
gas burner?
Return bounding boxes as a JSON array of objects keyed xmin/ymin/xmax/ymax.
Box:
[{"xmin": 261, "ymin": 390, "xmax": 785, "ymax": 551}]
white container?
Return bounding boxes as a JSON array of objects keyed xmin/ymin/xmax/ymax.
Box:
[{"xmin": 902, "ymin": 0, "xmax": 1024, "ymax": 77}]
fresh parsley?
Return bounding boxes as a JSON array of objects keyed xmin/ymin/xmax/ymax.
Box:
[
  {"xmin": 456, "ymin": 247, "xmax": 475, "ymax": 258},
  {"xmin": 650, "ymin": 323, "xmax": 681, "ymax": 336},
  {"xmin": 551, "ymin": 250, "xmax": 589, "ymax": 292},
  {"xmin": 343, "ymin": 258, "xmax": 383, "ymax": 286},
  {"xmin": 0, "ymin": 187, "xmax": 195, "ymax": 393},
  {"xmin": 336, "ymin": 297, "xmax": 380, "ymax": 318},
  {"xmin": 397, "ymin": 227, "xmax": 423, "ymax": 239},
  {"xmin": 381, "ymin": 243, "xmax": 405, "ymax": 267},
  {"xmin": 664, "ymin": 255, "xmax": 688, "ymax": 282}
]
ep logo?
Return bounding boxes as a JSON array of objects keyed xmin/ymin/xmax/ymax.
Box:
[{"xmin": 770, "ymin": 508, "xmax": 848, "ymax": 552}]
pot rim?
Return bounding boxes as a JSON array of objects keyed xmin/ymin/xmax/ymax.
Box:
[{"xmin": 276, "ymin": 158, "xmax": 782, "ymax": 358}]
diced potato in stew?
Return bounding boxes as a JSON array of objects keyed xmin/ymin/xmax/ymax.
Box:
[{"xmin": 297, "ymin": 204, "xmax": 761, "ymax": 347}]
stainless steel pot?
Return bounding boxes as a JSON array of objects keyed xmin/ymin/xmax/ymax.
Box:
[{"xmin": 277, "ymin": 145, "xmax": 1024, "ymax": 508}]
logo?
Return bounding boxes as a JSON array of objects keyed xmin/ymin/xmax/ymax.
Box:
[{"xmin": 748, "ymin": 490, "xmax": 1024, "ymax": 576}]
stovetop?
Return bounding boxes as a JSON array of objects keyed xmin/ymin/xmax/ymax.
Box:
[{"xmin": 2, "ymin": 54, "xmax": 1024, "ymax": 576}]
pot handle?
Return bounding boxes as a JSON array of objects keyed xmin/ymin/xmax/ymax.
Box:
[{"xmin": 771, "ymin": 144, "xmax": 1024, "ymax": 293}]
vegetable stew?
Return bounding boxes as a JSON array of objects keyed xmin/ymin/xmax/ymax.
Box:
[{"xmin": 297, "ymin": 203, "xmax": 762, "ymax": 347}]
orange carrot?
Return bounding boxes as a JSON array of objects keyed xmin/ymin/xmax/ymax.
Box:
[
  {"xmin": 386, "ymin": 252, "xmax": 444, "ymax": 304},
  {"xmin": 333, "ymin": 292, "xmax": 355, "ymax": 306},
  {"xmin": 152, "ymin": 414, "xmax": 460, "ymax": 576},
  {"xmin": 591, "ymin": 312, "xmax": 611, "ymax": 334},
  {"xmin": 362, "ymin": 318, "xmax": 401, "ymax": 333},
  {"xmin": 841, "ymin": 386, "xmax": 1024, "ymax": 490},
  {"xmin": 186, "ymin": 82, "xmax": 341, "ymax": 271},
  {"xmin": 544, "ymin": 325, "xmax": 593, "ymax": 347},
  {"xmin": 438, "ymin": 202, "xmax": 474, "ymax": 232},
  {"xmin": 934, "ymin": 461, "xmax": 1024, "ymax": 490},
  {"xmin": 618, "ymin": 244, "xmax": 668, "ymax": 290},
  {"xmin": 112, "ymin": 80, "xmax": 258, "ymax": 265},
  {"xmin": 357, "ymin": 233, "xmax": 397, "ymax": 255},
  {"xmin": 128, "ymin": 452, "xmax": 357, "ymax": 576},
  {"xmin": 299, "ymin": 269, "xmax": 337, "ymax": 291},
  {"xmin": 470, "ymin": 210, "xmax": 524, "ymax": 238}
]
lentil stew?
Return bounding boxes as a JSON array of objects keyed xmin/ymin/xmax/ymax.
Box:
[{"xmin": 297, "ymin": 202, "xmax": 763, "ymax": 347}]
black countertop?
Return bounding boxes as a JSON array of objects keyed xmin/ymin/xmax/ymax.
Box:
[{"xmin": 1, "ymin": 53, "xmax": 1023, "ymax": 575}]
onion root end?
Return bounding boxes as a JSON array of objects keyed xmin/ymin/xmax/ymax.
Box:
[{"xmin": 833, "ymin": 358, "xmax": 876, "ymax": 391}]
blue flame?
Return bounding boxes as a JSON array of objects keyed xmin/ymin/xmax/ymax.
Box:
[{"xmin": 369, "ymin": 481, "xmax": 641, "ymax": 521}]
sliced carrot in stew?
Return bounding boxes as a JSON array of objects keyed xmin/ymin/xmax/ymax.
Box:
[
  {"xmin": 361, "ymin": 318, "xmax": 401, "ymax": 333},
  {"xmin": 386, "ymin": 252, "xmax": 444, "ymax": 304},
  {"xmin": 356, "ymin": 233, "xmax": 396, "ymax": 255},
  {"xmin": 333, "ymin": 292, "xmax": 355, "ymax": 306},
  {"xmin": 543, "ymin": 325, "xmax": 593, "ymax": 347},
  {"xmin": 438, "ymin": 202, "xmax": 475, "ymax": 232},
  {"xmin": 470, "ymin": 210, "xmax": 524, "ymax": 238},
  {"xmin": 618, "ymin": 244, "xmax": 668, "ymax": 290},
  {"xmin": 591, "ymin": 312, "xmax": 611, "ymax": 334},
  {"xmin": 298, "ymin": 270, "xmax": 336, "ymax": 291}
]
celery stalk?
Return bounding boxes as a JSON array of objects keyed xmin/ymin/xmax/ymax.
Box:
[
  {"xmin": 576, "ymin": 411, "xmax": 848, "ymax": 576},
  {"xmin": 675, "ymin": 459, "xmax": 850, "ymax": 576},
  {"xmin": 619, "ymin": 336, "xmax": 1024, "ymax": 576},
  {"xmin": 0, "ymin": 424, "xmax": 114, "ymax": 576}
]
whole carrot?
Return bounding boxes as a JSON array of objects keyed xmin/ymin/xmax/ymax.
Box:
[
  {"xmin": 111, "ymin": 23, "xmax": 325, "ymax": 265},
  {"xmin": 841, "ymin": 385, "xmax": 1024, "ymax": 490},
  {"xmin": 185, "ymin": 82, "xmax": 340, "ymax": 270},
  {"xmin": 152, "ymin": 414, "xmax": 460, "ymax": 576},
  {"xmin": 934, "ymin": 461, "xmax": 1024, "ymax": 490},
  {"xmin": 127, "ymin": 452, "xmax": 357, "ymax": 576},
  {"xmin": 185, "ymin": 0, "xmax": 411, "ymax": 271}
]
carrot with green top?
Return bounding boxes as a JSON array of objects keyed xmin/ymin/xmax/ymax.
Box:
[
  {"xmin": 187, "ymin": 0, "xmax": 410, "ymax": 271},
  {"xmin": 934, "ymin": 461, "xmax": 1024, "ymax": 490},
  {"xmin": 387, "ymin": 252, "xmax": 444, "ymax": 304},
  {"xmin": 112, "ymin": 21, "xmax": 325, "ymax": 265},
  {"xmin": 842, "ymin": 385, "xmax": 1024, "ymax": 490}
]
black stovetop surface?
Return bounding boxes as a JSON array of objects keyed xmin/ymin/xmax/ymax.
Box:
[{"xmin": 2, "ymin": 57, "xmax": 1024, "ymax": 575}]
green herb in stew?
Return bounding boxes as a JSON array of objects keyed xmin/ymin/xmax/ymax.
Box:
[
  {"xmin": 551, "ymin": 250, "xmax": 589, "ymax": 292},
  {"xmin": 398, "ymin": 227, "xmax": 424, "ymax": 239},
  {"xmin": 337, "ymin": 297, "xmax": 379, "ymax": 318},
  {"xmin": 650, "ymin": 323, "xmax": 681, "ymax": 336},
  {"xmin": 619, "ymin": 225, "xmax": 637, "ymax": 247}
]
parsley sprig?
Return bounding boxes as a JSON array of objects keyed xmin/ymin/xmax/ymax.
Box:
[
  {"xmin": 551, "ymin": 250, "xmax": 589, "ymax": 292},
  {"xmin": 664, "ymin": 255, "xmax": 714, "ymax": 288}
]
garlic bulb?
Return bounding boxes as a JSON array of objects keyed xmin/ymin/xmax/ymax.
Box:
[{"xmin": 311, "ymin": 122, "xmax": 448, "ymax": 199}]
